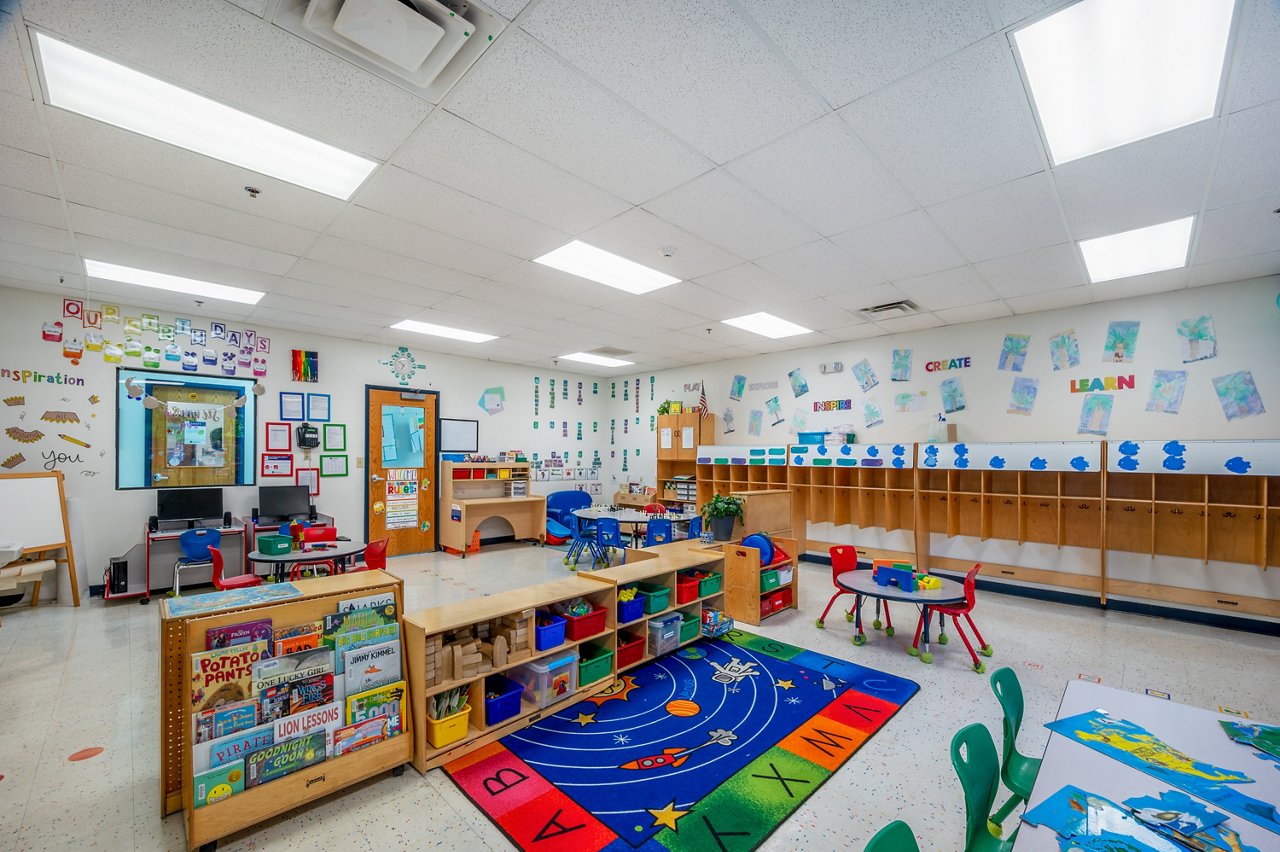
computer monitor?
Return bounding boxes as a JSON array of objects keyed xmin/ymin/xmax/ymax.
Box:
[
  {"xmin": 259, "ymin": 485, "xmax": 310, "ymax": 520},
  {"xmin": 156, "ymin": 488, "xmax": 224, "ymax": 523}
]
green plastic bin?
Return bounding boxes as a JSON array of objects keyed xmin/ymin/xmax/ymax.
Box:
[
  {"xmin": 256, "ymin": 534, "xmax": 291, "ymax": 555},
  {"xmin": 760, "ymin": 569, "xmax": 781, "ymax": 593},
  {"xmin": 578, "ymin": 642, "xmax": 614, "ymax": 686},
  {"xmin": 635, "ymin": 581, "xmax": 671, "ymax": 614},
  {"xmin": 697, "ymin": 572, "xmax": 723, "ymax": 597},
  {"xmin": 679, "ymin": 615, "xmax": 700, "ymax": 644}
]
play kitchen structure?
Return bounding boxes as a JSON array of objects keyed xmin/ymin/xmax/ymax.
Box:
[{"xmin": 439, "ymin": 460, "xmax": 545, "ymax": 556}]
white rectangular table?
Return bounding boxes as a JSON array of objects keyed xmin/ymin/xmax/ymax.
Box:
[{"xmin": 1015, "ymin": 680, "xmax": 1280, "ymax": 850}]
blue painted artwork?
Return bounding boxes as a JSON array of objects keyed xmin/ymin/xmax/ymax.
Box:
[
  {"xmin": 953, "ymin": 443, "xmax": 968, "ymax": 456},
  {"xmin": 1119, "ymin": 441, "xmax": 1141, "ymax": 456},
  {"xmin": 1118, "ymin": 455, "xmax": 1140, "ymax": 471},
  {"xmin": 990, "ymin": 456, "xmax": 1006, "ymax": 469},
  {"xmin": 892, "ymin": 444, "xmax": 905, "ymax": 456},
  {"xmin": 923, "ymin": 446, "xmax": 939, "ymax": 468},
  {"xmin": 1030, "ymin": 457, "xmax": 1048, "ymax": 471},
  {"xmin": 816, "ymin": 444, "xmax": 827, "ymax": 455},
  {"xmin": 840, "ymin": 444, "xmax": 851, "ymax": 455},
  {"xmin": 892, "ymin": 458, "xmax": 905, "ymax": 469},
  {"xmin": 1163, "ymin": 440, "xmax": 1187, "ymax": 456},
  {"xmin": 955, "ymin": 457, "xmax": 970, "ymax": 468},
  {"xmin": 1070, "ymin": 456, "xmax": 1090, "ymax": 472},
  {"xmin": 793, "ymin": 455, "xmax": 802, "ymax": 465},
  {"xmin": 1225, "ymin": 457, "xmax": 1252, "ymax": 475},
  {"xmin": 1163, "ymin": 455, "xmax": 1187, "ymax": 471},
  {"xmin": 866, "ymin": 445, "xmax": 879, "ymax": 457}
]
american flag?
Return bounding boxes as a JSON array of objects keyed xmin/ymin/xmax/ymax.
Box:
[{"xmin": 698, "ymin": 381, "xmax": 709, "ymax": 419}]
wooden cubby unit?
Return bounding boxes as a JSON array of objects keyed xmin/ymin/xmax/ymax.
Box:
[{"xmin": 718, "ymin": 535, "xmax": 800, "ymax": 627}]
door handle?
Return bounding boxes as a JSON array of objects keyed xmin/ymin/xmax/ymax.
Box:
[{"xmin": 370, "ymin": 474, "xmax": 383, "ymax": 482}]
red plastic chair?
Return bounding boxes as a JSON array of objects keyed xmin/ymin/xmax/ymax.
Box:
[
  {"xmin": 816, "ymin": 545, "xmax": 893, "ymax": 635},
  {"xmin": 349, "ymin": 538, "xmax": 389, "ymax": 572},
  {"xmin": 296, "ymin": 526, "xmax": 337, "ymax": 578},
  {"xmin": 209, "ymin": 546, "xmax": 263, "ymax": 591},
  {"xmin": 911, "ymin": 563, "xmax": 993, "ymax": 672}
]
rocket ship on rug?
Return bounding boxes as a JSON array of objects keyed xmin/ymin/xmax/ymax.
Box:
[{"xmin": 619, "ymin": 728, "xmax": 737, "ymax": 771}]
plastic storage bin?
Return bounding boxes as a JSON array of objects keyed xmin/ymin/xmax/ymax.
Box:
[
  {"xmin": 796, "ymin": 431, "xmax": 830, "ymax": 445},
  {"xmin": 562, "ymin": 605, "xmax": 607, "ymax": 641},
  {"xmin": 578, "ymin": 642, "xmax": 614, "ymax": 686},
  {"xmin": 675, "ymin": 574, "xmax": 699, "ymax": 605},
  {"xmin": 635, "ymin": 581, "xmax": 671, "ymax": 614},
  {"xmin": 647, "ymin": 613, "xmax": 681, "ymax": 656},
  {"xmin": 697, "ymin": 572, "xmax": 723, "ymax": 597},
  {"xmin": 777, "ymin": 566, "xmax": 794, "ymax": 586},
  {"xmin": 509, "ymin": 650, "xmax": 578, "ymax": 709},
  {"xmin": 425, "ymin": 704, "xmax": 471, "ymax": 748},
  {"xmin": 760, "ymin": 569, "xmax": 781, "ymax": 593},
  {"xmin": 256, "ymin": 534, "xmax": 291, "ymax": 555},
  {"xmin": 679, "ymin": 615, "xmax": 700, "ymax": 644},
  {"xmin": 534, "ymin": 612, "xmax": 566, "ymax": 651},
  {"xmin": 483, "ymin": 674, "xmax": 524, "ymax": 726},
  {"xmin": 616, "ymin": 631, "xmax": 645, "ymax": 669},
  {"xmin": 618, "ymin": 588, "xmax": 645, "ymax": 624}
]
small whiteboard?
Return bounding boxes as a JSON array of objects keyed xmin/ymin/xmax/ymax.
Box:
[{"xmin": 0, "ymin": 472, "xmax": 71, "ymax": 550}]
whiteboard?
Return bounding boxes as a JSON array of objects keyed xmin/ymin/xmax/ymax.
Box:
[
  {"xmin": 439, "ymin": 418, "xmax": 478, "ymax": 453},
  {"xmin": 0, "ymin": 472, "xmax": 70, "ymax": 551}
]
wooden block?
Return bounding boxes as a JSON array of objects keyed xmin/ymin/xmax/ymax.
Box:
[
  {"xmin": 492, "ymin": 636, "xmax": 508, "ymax": 668},
  {"xmin": 477, "ymin": 662, "xmax": 492, "ymax": 673},
  {"xmin": 452, "ymin": 645, "xmax": 463, "ymax": 680},
  {"xmin": 507, "ymin": 648, "xmax": 531, "ymax": 663}
]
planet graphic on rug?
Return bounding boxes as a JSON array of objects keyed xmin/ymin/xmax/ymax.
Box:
[{"xmin": 665, "ymin": 699, "xmax": 700, "ymax": 718}]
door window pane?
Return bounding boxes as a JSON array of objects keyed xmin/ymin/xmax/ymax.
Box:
[{"xmin": 381, "ymin": 405, "xmax": 425, "ymax": 468}]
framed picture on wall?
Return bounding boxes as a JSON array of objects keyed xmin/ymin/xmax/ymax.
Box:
[
  {"xmin": 323, "ymin": 423, "xmax": 346, "ymax": 452},
  {"xmin": 280, "ymin": 392, "xmax": 305, "ymax": 421},
  {"xmin": 319, "ymin": 455, "xmax": 348, "ymax": 477},
  {"xmin": 265, "ymin": 422, "xmax": 292, "ymax": 452},
  {"xmin": 295, "ymin": 467, "xmax": 320, "ymax": 497},
  {"xmin": 260, "ymin": 454, "xmax": 294, "ymax": 477},
  {"xmin": 306, "ymin": 393, "xmax": 331, "ymax": 422}
]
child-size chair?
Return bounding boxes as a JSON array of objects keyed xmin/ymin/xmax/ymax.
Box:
[
  {"xmin": 816, "ymin": 545, "xmax": 892, "ymax": 637},
  {"xmin": 172, "ymin": 528, "xmax": 221, "ymax": 595},
  {"xmin": 299, "ymin": 526, "xmax": 338, "ymax": 577},
  {"xmin": 350, "ymin": 538, "xmax": 388, "ymax": 572},
  {"xmin": 564, "ymin": 512, "xmax": 603, "ymax": 569},
  {"xmin": 643, "ymin": 518, "xmax": 673, "ymax": 547},
  {"xmin": 685, "ymin": 515, "xmax": 703, "ymax": 541},
  {"xmin": 951, "ymin": 723, "xmax": 1017, "ymax": 851},
  {"xmin": 864, "ymin": 820, "xmax": 920, "ymax": 852},
  {"xmin": 631, "ymin": 502, "xmax": 667, "ymax": 545},
  {"xmin": 209, "ymin": 546, "xmax": 263, "ymax": 591},
  {"xmin": 912, "ymin": 563, "xmax": 993, "ymax": 671},
  {"xmin": 595, "ymin": 517, "xmax": 627, "ymax": 565},
  {"xmin": 987, "ymin": 667, "xmax": 1042, "ymax": 834}
]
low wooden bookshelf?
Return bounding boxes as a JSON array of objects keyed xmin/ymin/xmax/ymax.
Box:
[{"xmin": 439, "ymin": 461, "xmax": 545, "ymax": 555}]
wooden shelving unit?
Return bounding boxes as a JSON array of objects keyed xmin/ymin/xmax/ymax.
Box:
[
  {"xmin": 715, "ymin": 535, "xmax": 800, "ymax": 627},
  {"xmin": 439, "ymin": 461, "xmax": 544, "ymax": 554},
  {"xmin": 656, "ymin": 413, "xmax": 715, "ymax": 512}
]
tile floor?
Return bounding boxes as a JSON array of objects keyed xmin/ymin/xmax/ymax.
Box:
[{"xmin": 1, "ymin": 544, "xmax": 1277, "ymax": 851}]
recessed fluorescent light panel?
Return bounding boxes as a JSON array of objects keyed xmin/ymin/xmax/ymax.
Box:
[
  {"xmin": 390, "ymin": 319, "xmax": 497, "ymax": 343},
  {"xmin": 32, "ymin": 31, "xmax": 378, "ymax": 199},
  {"xmin": 1013, "ymin": 0, "xmax": 1235, "ymax": 164},
  {"xmin": 721, "ymin": 312, "xmax": 813, "ymax": 339},
  {"xmin": 1078, "ymin": 216, "xmax": 1195, "ymax": 283},
  {"xmin": 532, "ymin": 240, "xmax": 680, "ymax": 295},
  {"xmin": 559, "ymin": 352, "xmax": 635, "ymax": 368},
  {"xmin": 84, "ymin": 259, "xmax": 264, "ymax": 304}
]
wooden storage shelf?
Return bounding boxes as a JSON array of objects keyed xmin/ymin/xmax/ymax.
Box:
[
  {"xmin": 418, "ymin": 626, "xmax": 613, "ymax": 699},
  {"xmin": 719, "ymin": 535, "xmax": 799, "ymax": 627}
]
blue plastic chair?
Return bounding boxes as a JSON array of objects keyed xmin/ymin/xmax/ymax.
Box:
[
  {"xmin": 564, "ymin": 512, "xmax": 603, "ymax": 569},
  {"xmin": 644, "ymin": 518, "xmax": 674, "ymax": 547},
  {"xmin": 173, "ymin": 528, "xmax": 221, "ymax": 595},
  {"xmin": 595, "ymin": 517, "xmax": 627, "ymax": 565},
  {"xmin": 686, "ymin": 515, "xmax": 703, "ymax": 540}
]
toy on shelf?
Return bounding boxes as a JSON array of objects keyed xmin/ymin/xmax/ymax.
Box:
[
  {"xmin": 871, "ymin": 560, "xmax": 935, "ymax": 594},
  {"xmin": 917, "ymin": 575, "xmax": 941, "ymax": 591},
  {"xmin": 701, "ymin": 607, "xmax": 734, "ymax": 638},
  {"xmin": 552, "ymin": 597, "xmax": 592, "ymax": 618},
  {"xmin": 617, "ymin": 586, "xmax": 638, "ymax": 603}
]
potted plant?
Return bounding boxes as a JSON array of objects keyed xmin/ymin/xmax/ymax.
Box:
[
  {"xmin": 657, "ymin": 399, "xmax": 673, "ymax": 415},
  {"xmin": 701, "ymin": 494, "xmax": 744, "ymax": 541}
]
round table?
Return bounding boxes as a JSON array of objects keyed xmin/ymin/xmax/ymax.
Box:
[
  {"xmin": 836, "ymin": 570, "xmax": 965, "ymax": 663},
  {"xmin": 572, "ymin": 507, "xmax": 696, "ymax": 547},
  {"xmin": 248, "ymin": 540, "xmax": 367, "ymax": 582}
]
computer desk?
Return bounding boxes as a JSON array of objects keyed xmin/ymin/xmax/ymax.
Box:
[{"xmin": 119, "ymin": 519, "xmax": 247, "ymax": 604}]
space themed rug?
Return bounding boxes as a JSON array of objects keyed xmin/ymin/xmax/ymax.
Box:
[{"xmin": 443, "ymin": 629, "xmax": 919, "ymax": 851}]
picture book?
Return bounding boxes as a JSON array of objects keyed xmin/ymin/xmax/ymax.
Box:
[
  {"xmin": 193, "ymin": 722, "xmax": 274, "ymax": 775},
  {"xmin": 271, "ymin": 619, "xmax": 322, "ymax": 644},
  {"xmin": 346, "ymin": 680, "xmax": 406, "ymax": 734},
  {"xmin": 205, "ymin": 618, "xmax": 272, "ymax": 652},
  {"xmin": 193, "ymin": 697, "xmax": 259, "ymax": 744},
  {"xmin": 244, "ymin": 731, "xmax": 326, "ymax": 788},
  {"xmin": 343, "ymin": 640, "xmax": 401, "ymax": 695},
  {"xmin": 166, "ymin": 583, "xmax": 301, "ymax": 618},
  {"xmin": 274, "ymin": 632, "xmax": 320, "ymax": 656},
  {"xmin": 336, "ymin": 591, "xmax": 395, "ymax": 615},
  {"xmin": 332, "ymin": 623, "xmax": 400, "ymax": 674},
  {"xmin": 194, "ymin": 759, "xmax": 244, "ymax": 809},
  {"xmin": 273, "ymin": 701, "xmax": 343, "ymax": 756},
  {"xmin": 333, "ymin": 716, "xmax": 391, "ymax": 757},
  {"xmin": 321, "ymin": 604, "xmax": 396, "ymax": 647},
  {"xmin": 260, "ymin": 683, "xmax": 292, "ymax": 723},
  {"xmin": 288, "ymin": 673, "xmax": 334, "ymax": 716},
  {"xmin": 251, "ymin": 647, "xmax": 333, "ymax": 693},
  {"xmin": 190, "ymin": 641, "xmax": 268, "ymax": 712}
]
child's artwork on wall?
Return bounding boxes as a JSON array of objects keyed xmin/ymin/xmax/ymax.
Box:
[
  {"xmin": 863, "ymin": 397, "xmax": 883, "ymax": 429},
  {"xmin": 1146, "ymin": 370, "xmax": 1187, "ymax": 414},
  {"xmin": 1078, "ymin": 393, "xmax": 1113, "ymax": 436},
  {"xmin": 890, "ymin": 349, "xmax": 912, "ymax": 382},
  {"xmin": 940, "ymin": 378, "xmax": 966, "ymax": 414},
  {"xmin": 790, "ymin": 408, "xmax": 807, "ymax": 433},
  {"xmin": 728, "ymin": 374, "xmax": 746, "ymax": 401},
  {"xmin": 478, "ymin": 386, "xmax": 505, "ymax": 415},
  {"xmin": 1212, "ymin": 370, "xmax": 1265, "ymax": 421},
  {"xmin": 1177, "ymin": 315, "xmax": 1217, "ymax": 363},
  {"xmin": 722, "ymin": 408, "xmax": 735, "ymax": 433},
  {"xmin": 747, "ymin": 409, "xmax": 763, "ymax": 436},
  {"xmin": 1103, "ymin": 321, "xmax": 1140, "ymax": 363},
  {"xmin": 893, "ymin": 390, "xmax": 928, "ymax": 412},
  {"xmin": 291, "ymin": 350, "xmax": 318, "ymax": 382},
  {"xmin": 787, "ymin": 368, "xmax": 809, "ymax": 398},
  {"xmin": 765, "ymin": 395, "xmax": 784, "ymax": 426},
  {"xmin": 852, "ymin": 358, "xmax": 878, "ymax": 392},
  {"xmin": 1048, "ymin": 329, "xmax": 1080, "ymax": 371},
  {"xmin": 998, "ymin": 334, "xmax": 1030, "ymax": 372},
  {"xmin": 1007, "ymin": 377, "xmax": 1038, "ymax": 416}
]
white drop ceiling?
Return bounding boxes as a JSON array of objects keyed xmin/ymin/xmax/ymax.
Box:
[{"xmin": 0, "ymin": 0, "xmax": 1277, "ymax": 375}]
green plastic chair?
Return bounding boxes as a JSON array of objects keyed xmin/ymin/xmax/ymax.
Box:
[
  {"xmin": 950, "ymin": 724, "xmax": 1017, "ymax": 851},
  {"xmin": 865, "ymin": 819, "xmax": 920, "ymax": 852},
  {"xmin": 988, "ymin": 667, "xmax": 1043, "ymax": 831}
]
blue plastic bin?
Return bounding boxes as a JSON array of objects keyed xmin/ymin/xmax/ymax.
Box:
[
  {"xmin": 617, "ymin": 592, "xmax": 645, "ymax": 624},
  {"xmin": 484, "ymin": 674, "xmax": 524, "ymax": 726},
  {"xmin": 534, "ymin": 612, "xmax": 566, "ymax": 651},
  {"xmin": 796, "ymin": 431, "xmax": 830, "ymax": 445}
]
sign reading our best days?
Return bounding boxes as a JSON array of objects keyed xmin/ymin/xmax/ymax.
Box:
[
  {"xmin": 1071, "ymin": 375, "xmax": 1135, "ymax": 393},
  {"xmin": 924, "ymin": 356, "xmax": 971, "ymax": 372}
]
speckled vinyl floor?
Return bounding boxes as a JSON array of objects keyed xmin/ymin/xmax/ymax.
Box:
[{"xmin": 1, "ymin": 544, "xmax": 1276, "ymax": 851}]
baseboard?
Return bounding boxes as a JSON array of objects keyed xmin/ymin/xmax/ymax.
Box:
[{"xmin": 798, "ymin": 553, "xmax": 1280, "ymax": 637}]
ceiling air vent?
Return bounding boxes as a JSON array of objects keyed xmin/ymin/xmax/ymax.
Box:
[
  {"xmin": 856, "ymin": 300, "xmax": 920, "ymax": 322},
  {"xmin": 272, "ymin": 0, "xmax": 505, "ymax": 103}
]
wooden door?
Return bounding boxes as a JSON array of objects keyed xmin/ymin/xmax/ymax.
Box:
[
  {"xmin": 656, "ymin": 414, "xmax": 678, "ymax": 461},
  {"xmin": 675, "ymin": 412, "xmax": 698, "ymax": 460},
  {"xmin": 148, "ymin": 386, "xmax": 239, "ymax": 487},
  {"xmin": 365, "ymin": 387, "xmax": 438, "ymax": 556}
]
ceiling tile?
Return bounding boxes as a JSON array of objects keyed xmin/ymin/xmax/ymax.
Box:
[
  {"xmin": 305, "ymin": 235, "xmax": 481, "ymax": 293},
  {"xmin": 975, "ymin": 242, "xmax": 1086, "ymax": 297},
  {"xmin": 273, "ymin": 277, "xmax": 424, "ymax": 321},
  {"xmin": 726, "ymin": 114, "xmax": 916, "ymax": 236},
  {"xmin": 874, "ymin": 313, "xmax": 943, "ymax": 333},
  {"xmin": 249, "ymin": 304, "xmax": 380, "ymax": 335},
  {"xmin": 639, "ymin": 281, "xmax": 749, "ymax": 321},
  {"xmin": 1228, "ymin": 0, "xmax": 1280, "ymax": 113},
  {"xmin": 224, "ymin": 0, "xmax": 267, "ymax": 16},
  {"xmin": 0, "ymin": 237, "xmax": 75, "ymax": 272},
  {"xmin": 84, "ymin": 275, "xmax": 256, "ymax": 319},
  {"xmin": 695, "ymin": 262, "xmax": 811, "ymax": 310},
  {"xmin": 489, "ymin": 261, "xmax": 632, "ymax": 308},
  {"xmin": 1005, "ymin": 285, "xmax": 1092, "ymax": 315},
  {"xmin": 927, "ymin": 172, "xmax": 1067, "ymax": 263},
  {"xmin": 934, "ymin": 300, "xmax": 1012, "ymax": 324},
  {"xmin": 353, "ymin": 166, "xmax": 569, "ymax": 259},
  {"xmin": 822, "ymin": 282, "xmax": 910, "ymax": 312},
  {"xmin": 738, "ymin": 0, "xmax": 995, "ymax": 107},
  {"xmin": 0, "ymin": 89, "xmax": 45, "ymax": 156},
  {"xmin": 520, "ymin": 0, "xmax": 826, "ymax": 163},
  {"xmin": 0, "ymin": 11, "xmax": 33, "ymax": 99},
  {"xmin": 0, "ymin": 144, "xmax": 58, "ymax": 197},
  {"xmin": 650, "ymin": 329, "xmax": 729, "ymax": 354},
  {"xmin": 326, "ymin": 206, "xmax": 518, "ymax": 279},
  {"xmin": 677, "ymin": 319, "xmax": 780, "ymax": 349},
  {"xmin": 991, "ymin": 0, "xmax": 1061, "ymax": 28},
  {"xmin": 45, "ymin": 111, "xmax": 346, "ymax": 233},
  {"xmin": 1186, "ymin": 250, "xmax": 1280, "ymax": 289},
  {"xmin": 453, "ymin": 280, "xmax": 578, "ymax": 320},
  {"xmin": 596, "ymin": 294, "xmax": 718, "ymax": 327},
  {"xmin": 487, "ymin": 0, "xmax": 533, "ymax": 21},
  {"xmin": 73, "ymin": 233, "xmax": 285, "ymax": 293},
  {"xmin": 767, "ymin": 298, "xmax": 858, "ymax": 331},
  {"xmin": 1193, "ymin": 198, "xmax": 1280, "ymax": 265},
  {"xmin": 255, "ymin": 290, "xmax": 403, "ymax": 326},
  {"xmin": 395, "ymin": 305, "xmax": 523, "ymax": 338},
  {"xmin": 566, "ymin": 309, "xmax": 668, "ymax": 341},
  {"xmin": 0, "ymin": 215, "xmax": 72, "ymax": 253},
  {"xmin": 895, "ymin": 265, "xmax": 998, "ymax": 310},
  {"xmin": 578, "ymin": 207, "xmax": 741, "ymax": 281},
  {"xmin": 840, "ymin": 36, "xmax": 1043, "ymax": 205},
  {"xmin": 823, "ymin": 323, "xmax": 888, "ymax": 341},
  {"xmin": 1088, "ymin": 267, "xmax": 1188, "ymax": 303},
  {"xmin": 23, "ymin": 0, "xmax": 428, "ymax": 159},
  {"xmin": 1053, "ymin": 121, "xmax": 1218, "ymax": 241},
  {"xmin": 0, "ymin": 182, "xmax": 65, "ymax": 228},
  {"xmin": 507, "ymin": 325, "xmax": 615, "ymax": 350},
  {"xmin": 392, "ymin": 109, "xmax": 629, "ymax": 234},
  {"xmin": 287, "ymin": 258, "xmax": 451, "ymax": 308},
  {"xmin": 0, "ymin": 259, "xmax": 79, "ymax": 291},
  {"xmin": 444, "ymin": 31, "xmax": 711, "ymax": 205},
  {"xmin": 755, "ymin": 239, "xmax": 884, "ymax": 296},
  {"xmin": 642, "ymin": 169, "xmax": 817, "ymax": 261},
  {"xmin": 1207, "ymin": 100, "xmax": 1280, "ymax": 210},
  {"xmin": 829, "ymin": 209, "xmax": 964, "ymax": 280}
]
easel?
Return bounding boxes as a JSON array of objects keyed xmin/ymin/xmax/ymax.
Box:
[{"xmin": 0, "ymin": 471, "xmax": 81, "ymax": 621}]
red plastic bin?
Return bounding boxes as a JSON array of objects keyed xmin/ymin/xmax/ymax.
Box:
[
  {"xmin": 760, "ymin": 588, "xmax": 792, "ymax": 618},
  {"xmin": 562, "ymin": 605, "xmax": 607, "ymax": 641},
  {"xmin": 616, "ymin": 631, "xmax": 645, "ymax": 668},
  {"xmin": 674, "ymin": 575, "xmax": 699, "ymax": 605}
]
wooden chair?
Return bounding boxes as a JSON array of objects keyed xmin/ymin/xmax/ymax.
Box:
[{"xmin": 209, "ymin": 546, "xmax": 262, "ymax": 591}]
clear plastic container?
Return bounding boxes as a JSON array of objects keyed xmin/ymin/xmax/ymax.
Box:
[{"xmin": 508, "ymin": 649, "xmax": 579, "ymax": 709}]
